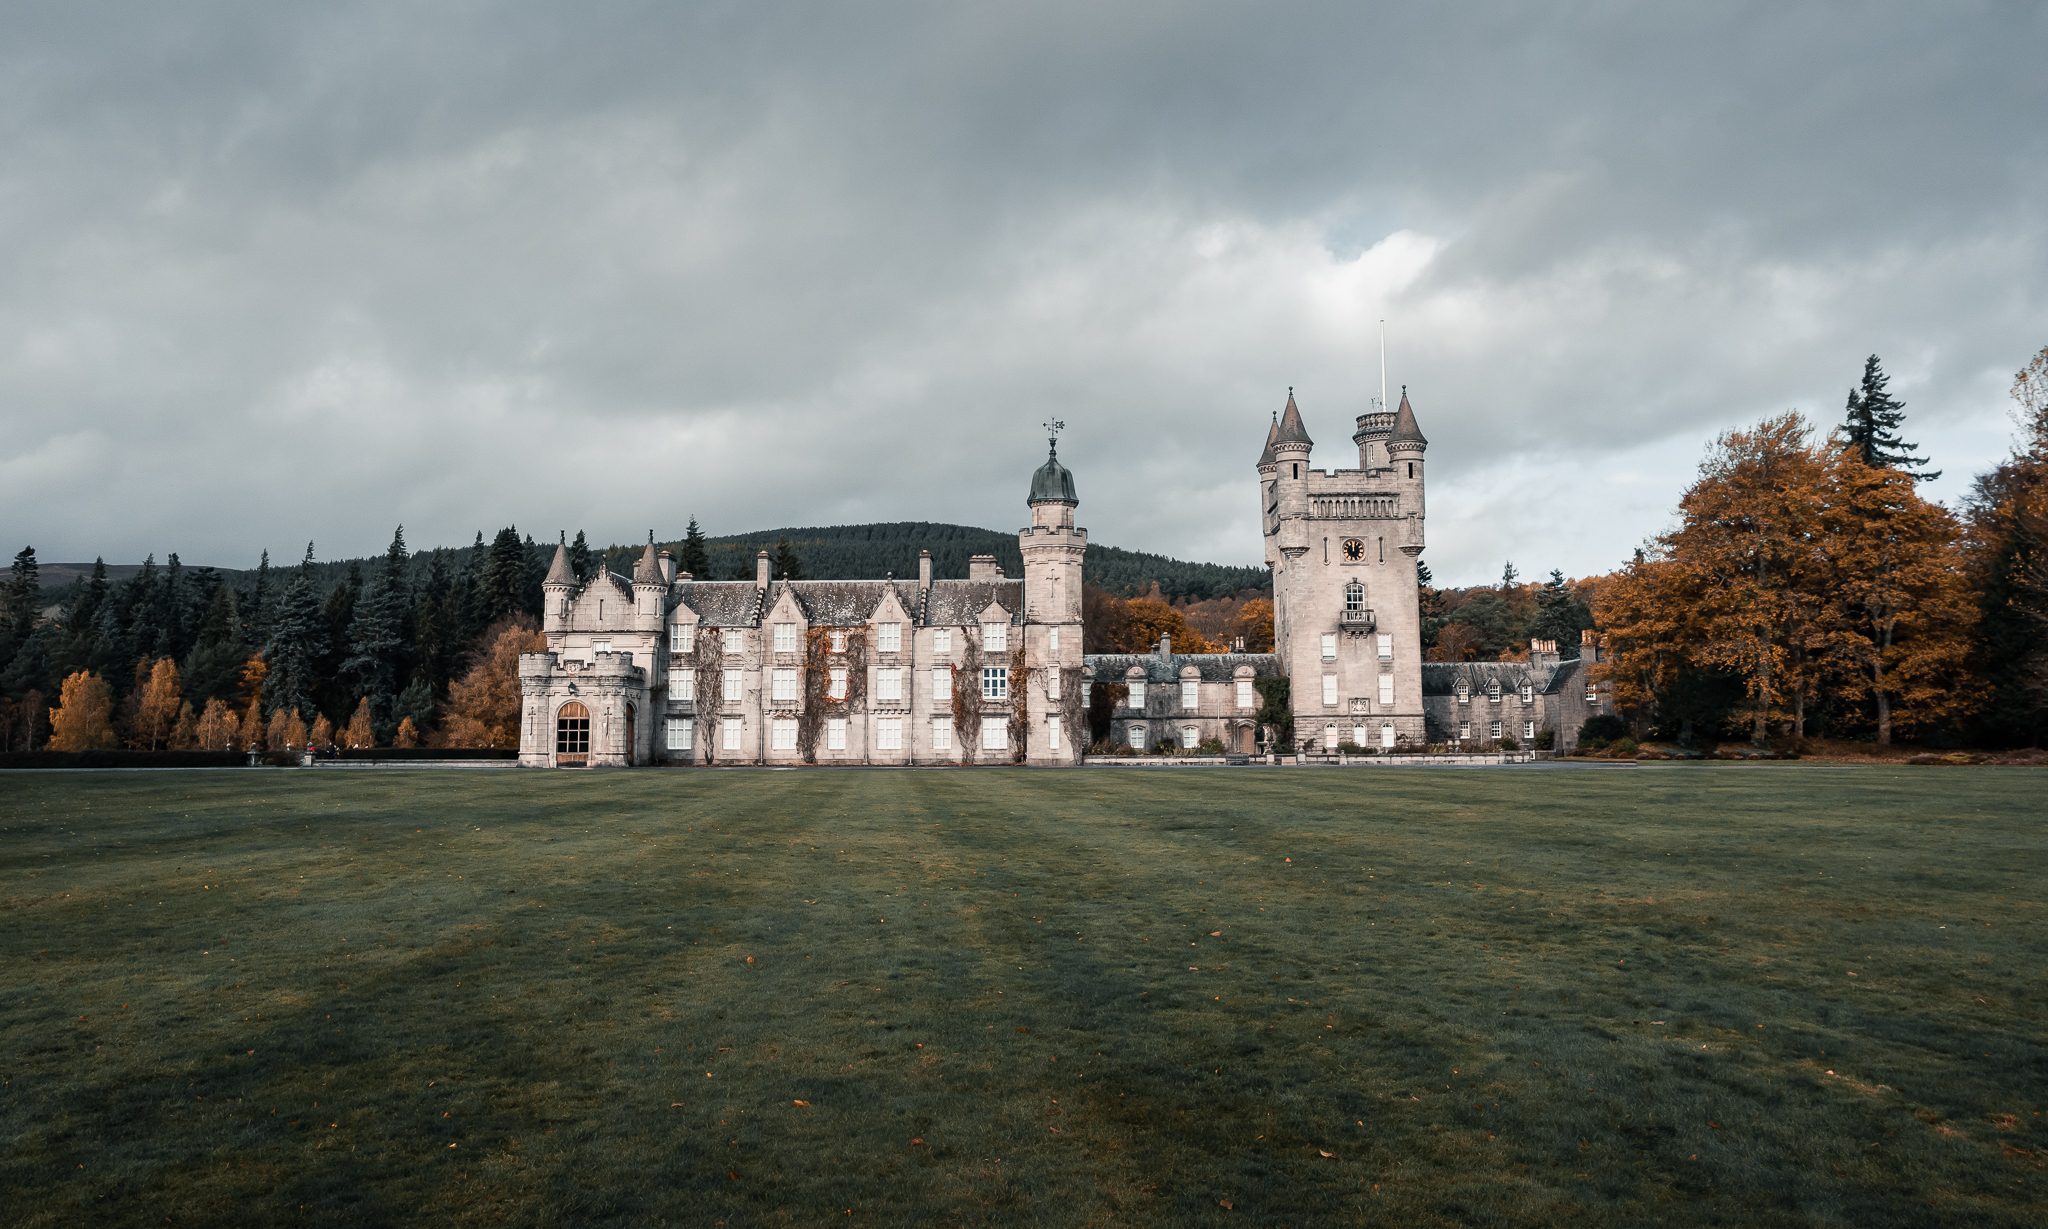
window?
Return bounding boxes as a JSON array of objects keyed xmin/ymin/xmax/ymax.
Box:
[
  {"xmin": 771, "ymin": 718, "xmax": 797, "ymax": 750},
  {"xmin": 1378, "ymin": 674, "xmax": 1394, "ymax": 706},
  {"xmin": 1322, "ymin": 674, "xmax": 1338, "ymax": 706},
  {"xmin": 1520, "ymin": 683, "xmax": 1534, "ymax": 703},
  {"xmin": 1381, "ymin": 722, "xmax": 1396, "ymax": 749},
  {"xmin": 1045, "ymin": 718, "xmax": 1060, "ymax": 750},
  {"xmin": 931, "ymin": 666, "xmax": 951, "ymax": 699},
  {"xmin": 771, "ymin": 667, "xmax": 798, "ymax": 702},
  {"xmin": 933, "ymin": 628, "xmax": 952, "ymax": 653},
  {"xmin": 1456, "ymin": 681, "xmax": 1470, "ymax": 705},
  {"xmin": 827, "ymin": 717, "xmax": 846, "ymax": 751},
  {"xmin": 1487, "ymin": 679, "xmax": 1502, "ymax": 702},
  {"xmin": 1345, "ymin": 582, "xmax": 1365, "ymax": 612},
  {"xmin": 592, "ymin": 639, "xmax": 611, "ymax": 656},
  {"xmin": 676, "ymin": 623, "xmax": 695, "ymax": 652},
  {"xmin": 1046, "ymin": 671, "xmax": 1060, "ymax": 700},
  {"xmin": 1181, "ymin": 680, "xmax": 1199, "ymax": 711},
  {"xmin": 1377, "ymin": 633, "xmax": 1393, "ymax": 661},
  {"xmin": 877, "ymin": 667, "xmax": 902, "ymax": 703},
  {"xmin": 931, "ymin": 719, "xmax": 952, "ymax": 751},
  {"xmin": 829, "ymin": 666, "xmax": 848, "ymax": 700},
  {"xmin": 877, "ymin": 622, "xmax": 901, "ymax": 653},
  {"xmin": 1321, "ymin": 633, "xmax": 1338, "ymax": 660},
  {"xmin": 1459, "ymin": 722, "xmax": 1471, "ymax": 740},
  {"xmin": 1048, "ymin": 627, "xmax": 1060, "ymax": 653},
  {"xmin": 1081, "ymin": 680, "xmax": 1092, "ymax": 706},
  {"xmin": 675, "ymin": 666, "xmax": 695, "ymax": 694},
  {"xmin": 773, "ymin": 622, "xmax": 796, "ymax": 653},
  {"xmin": 722, "ymin": 628, "xmax": 744, "ymax": 653},
  {"xmin": 1351, "ymin": 724, "xmax": 1367, "ymax": 746},
  {"xmin": 722, "ymin": 669, "xmax": 742, "ymax": 702},
  {"xmin": 1236, "ymin": 680, "xmax": 1255, "ymax": 710},
  {"xmin": 982, "ymin": 667, "xmax": 1008, "ymax": 701},
  {"xmin": 721, "ymin": 718, "xmax": 741, "ymax": 750},
  {"xmin": 830, "ymin": 629, "xmax": 846, "ymax": 653},
  {"xmin": 1490, "ymin": 720, "xmax": 1503, "ymax": 740},
  {"xmin": 1324, "ymin": 723, "xmax": 1340, "ymax": 750},
  {"xmin": 984, "ymin": 622, "xmax": 1008, "ymax": 653},
  {"xmin": 1524, "ymin": 721, "xmax": 1536, "ymax": 741},
  {"xmin": 666, "ymin": 717, "xmax": 692, "ymax": 751},
  {"xmin": 1128, "ymin": 723, "xmax": 1147, "ymax": 750},
  {"xmin": 1128, "ymin": 681, "xmax": 1146, "ymax": 708},
  {"xmin": 1181, "ymin": 727, "xmax": 1198, "ymax": 749},
  {"xmin": 877, "ymin": 717, "xmax": 902, "ymax": 750},
  {"xmin": 555, "ymin": 702, "xmax": 590, "ymax": 759},
  {"xmin": 981, "ymin": 717, "xmax": 1007, "ymax": 751},
  {"xmin": 1586, "ymin": 685, "xmax": 1598, "ymax": 703}
]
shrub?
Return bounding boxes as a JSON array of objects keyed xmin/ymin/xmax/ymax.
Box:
[
  {"xmin": 1612, "ymin": 736, "xmax": 1639, "ymax": 757},
  {"xmin": 1534, "ymin": 728, "xmax": 1556, "ymax": 750},
  {"xmin": 1500, "ymin": 735, "xmax": 1520, "ymax": 751},
  {"xmin": 1196, "ymin": 738, "xmax": 1226, "ymax": 755},
  {"xmin": 1578, "ymin": 714, "xmax": 1628, "ymax": 750},
  {"xmin": 1336, "ymin": 741, "xmax": 1364, "ymax": 755}
]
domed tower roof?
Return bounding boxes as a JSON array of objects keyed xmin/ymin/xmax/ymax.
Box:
[
  {"xmin": 1028, "ymin": 438, "xmax": 1077, "ymax": 505},
  {"xmin": 1273, "ymin": 388, "xmax": 1313, "ymax": 451},
  {"xmin": 1388, "ymin": 386, "xmax": 1428, "ymax": 449},
  {"xmin": 544, "ymin": 533, "xmax": 576, "ymax": 587}
]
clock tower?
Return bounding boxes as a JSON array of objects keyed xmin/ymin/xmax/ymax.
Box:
[{"xmin": 1258, "ymin": 387, "xmax": 1429, "ymax": 751}]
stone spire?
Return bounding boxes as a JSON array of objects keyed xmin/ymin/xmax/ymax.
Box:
[
  {"xmin": 1388, "ymin": 386, "xmax": 1428, "ymax": 449},
  {"xmin": 544, "ymin": 532, "xmax": 576, "ymax": 587},
  {"xmin": 632, "ymin": 531, "xmax": 664, "ymax": 585}
]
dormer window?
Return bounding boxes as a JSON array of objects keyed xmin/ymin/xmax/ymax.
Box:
[
  {"xmin": 1519, "ymin": 683, "xmax": 1534, "ymax": 703},
  {"xmin": 932, "ymin": 628, "xmax": 951, "ymax": 653},
  {"xmin": 1487, "ymin": 679, "xmax": 1502, "ymax": 702},
  {"xmin": 1456, "ymin": 681, "xmax": 1470, "ymax": 704},
  {"xmin": 983, "ymin": 622, "xmax": 1009, "ymax": 653},
  {"xmin": 675, "ymin": 623, "xmax": 695, "ymax": 653},
  {"xmin": 773, "ymin": 622, "xmax": 796, "ymax": 653},
  {"xmin": 878, "ymin": 622, "xmax": 901, "ymax": 653},
  {"xmin": 830, "ymin": 629, "xmax": 846, "ymax": 653}
]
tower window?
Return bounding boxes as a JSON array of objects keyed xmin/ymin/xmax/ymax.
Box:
[
  {"xmin": 1345, "ymin": 582, "xmax": 1365, "ymax": 612},
  {"xmin": 1292, "ymin": 463, "xmax": 1299, "ymax": 479},
  {"xmin": 1407, "ymin": 462, "xmax": 1414, "ymax": 478}
]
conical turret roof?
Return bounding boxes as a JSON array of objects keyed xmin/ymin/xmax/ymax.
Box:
[
  {"xmin": 1273, "ymin": 389, "xmax": 1313, "ymax": 450},
  {"xmin": 1028, "ymin": 439, "xmax": 1077, "ymax": 504},
  {"xmin": 544, "ymin": 535, "xmax": 576, "ymax": 586},
  {"xmin": 1388, "ymin": 387, "xmax": 1428, "ymax": 448},
  {"xmin": 1256, "ymin": 414, "xmax": 1281, "ymax": 466},
  {"xmin": 633, "ymin": 533, "xmax": 664, "ymax": 585}
]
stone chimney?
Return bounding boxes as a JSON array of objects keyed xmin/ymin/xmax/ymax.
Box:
[
  {"xmin": 968, "ymin": 554, "xmax": 998, "ymax": 581},
  {"xmin": 659, "ymin": 551, "xmax": 676, "ymax": 586},
  {"xmin": 755, "ymin": 550, "xmax": 771, "ymax": 588},
  {"xmin": 1580, "ymin": 628, "xmax": 1598, "ymax": 664},
  {"xmin": 1530, "ymin": 638, "xmax": 1559, "ymax": 670},
  {"xmin": 918, "ymin": 549, "xmax": 933, "ymax": 591},
  {"xmin": 1158, "ymin": 633, "xmax": 1172, "ymax": 660}
]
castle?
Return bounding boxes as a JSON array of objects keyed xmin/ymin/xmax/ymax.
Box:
[{"xmin": 516, "ymin": 390, "xmax": 1603, "ymax": 766}]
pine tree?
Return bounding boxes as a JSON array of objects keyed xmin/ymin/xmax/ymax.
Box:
[
  {"xmin": 246, "ymin": 550, "xmax": 274, "ymax": 644},
  {"xmin": 679, "ymin": 517, "xmax": 711, "ymax": 578},
  {"xmin": 1532, "ymin": 569, "xmax": 1593, "ymax": 650},
  {"xmin": 343, "ymin": 527, "xmax": 413, "ymax": 737},
  {"xmin": 772, "ymin": 535, "xmax": 804, "ymax": 581},
  {"xmin": 4, "ymin": 545, "xmax": 39, "ymax": 656},
  {"xmin": 569, "ymin": 531, "xmax": 593, "ymax": 582},
  {"xmin": 264, "ymin": 544, "xmax": 328, "ymax": 719},
  {"xmin": 479, "ymin": 527, "xmax": 529, "ymax": 621},
  {"xmin": 184, "ymin": 585, "xmax": 247, "ymax": 703},
  {"xmin": 1842, "ymin": 354, "xmax": 1938, "ymax": 481}
]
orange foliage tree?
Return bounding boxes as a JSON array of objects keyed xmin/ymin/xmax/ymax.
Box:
[
  {"xmin": 48, "ymin": 671, "xmax": 118, "ymax": 752},
  {"xmin": 133, "ymin": 657, "xmax": 185, "ymax": 750},
  {"xmin": 195, "ymin": 698, "xmax": 239, "ymax": 750},
  {"xmin": 439, "ymin": 617, "xmax": 544, "ymax": 748}
]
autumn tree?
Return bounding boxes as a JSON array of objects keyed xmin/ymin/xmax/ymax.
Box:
[
  {"xmin": 1234, "ymin": 598, "xmax": 1275, "ymax": 653},
  {"xmin": 132, "ymin": 657, "xmax": 185, "ymax": 750},
  {"xmin": 1817, "ymin": 450, "xmax": 1974, "ymax": 743},
  {"xmin": 47, "ymin": 671, "xmax": 118, "ymax": 751},
  {"xmin": 439, "ymin": 617, "xmax": 544, "ymax": 748},
  {"xmin": 344, "ymin": 697, "xmax": 375, "ymax": 749},
  {"xmin": 1963, "ymin": 343, "xmax": 2048, "ymax": 745},
  {"xmin": 393, "ymin": 716, "xmax": 420, "ymax": 749},
  {"xmin": 239, "ymin": 697, "xmax": 266, "ymax": 752},
  {"xmin": 267, "ymin": 706, "xmax": 308, "ymax": 752},
  {"xmin": 195, "ymin": 698, "xmax": 239, "ymax": 750}
]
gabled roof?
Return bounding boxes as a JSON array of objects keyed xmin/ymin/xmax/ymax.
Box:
[
  {"xmin": 1272, "ymin": 389, "xmax": 1313, "ymax": 451},
  {"xmin": 924, "ymin": 579, "xmax": 1024, "ymax": 626},
  {"xmin": 1083, "ymin": 652, "xmax": 1283, "ymax": 684},
  {"xmin": 784, "ymin": 579, "xmax": 921, "ymax": 627},
  {"xmin": 673, "ymin": 581, "xmax": 764, "ymax": 627},
  {"xmin": 1388, "ymin": 388, "xmax": 1428, "ymax": 448}
]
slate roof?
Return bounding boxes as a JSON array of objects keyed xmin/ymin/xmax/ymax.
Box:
[
  {"xmin": 1256, "ymin": 416, "xmax": 1280, "ymax": 466},
  {"xmin": 672, "ymin": 581, "xmax": 765, "ymax": 627},
  {"xmin": 784, "ymin": 580, "xmax": 919, "ymax": 627},
  {"xmin": 1084, "ymin": 652, "xmax": 1283, "ymax": 684},
  {"xmin": 1273, "ymin": 389, "xmax": 1313, "ymax": 450},
  {"xmin": 1028, "ymin": 440, "xmax": 1078, "ymax": 504},
  {"xmin": 544, "ymin": 540, "xmax": 576, "ymax": 586},
  {"xmin": 632, "ymin": 540, "xmax": 664, "ymax": 585},
  {"xmin": 1421, "ymin": 656, "xmax": 1581, "ymax": 697},
  {"xmin": 923, "ymin": 579, "xmax": 1023, "ymax": 626},
  {"xmin": 1388, "ymin": 389, "xmax": 1428, "ymax": 448},
  {"xmin": 665, "ymin": 578, "xmax": 1022, "ymax": 628}
]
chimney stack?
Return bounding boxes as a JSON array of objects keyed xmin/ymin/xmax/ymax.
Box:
[
  {"xmin": 1580, "ymin": 628, "xmax": 1598, "ymax": 664},
  {"xmin": 756, "ymin": 550, "xmax": 771, "ymax": 588},
  {"xmin": 659, "ymin": 551, "xmax": 676, "ymax": 586},
  {"xmin": 1159, "ymin": 633, "xmax": 1172, "ymax": 660},
  {"xmin": 918, "ymin": 549, "xmax": 932, "ymax": 591},
  {"xmin": 1530, "ymin": 638, "xmax": 1559, "ymax": 669},
  {"xmin": 968, "ymin": 554, "xmax": 997, "ymax": 581}
]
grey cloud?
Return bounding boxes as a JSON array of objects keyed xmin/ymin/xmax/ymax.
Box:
[{"xmin": 2, "ymin": 2, "xmax": 2042, "ymax": 584}]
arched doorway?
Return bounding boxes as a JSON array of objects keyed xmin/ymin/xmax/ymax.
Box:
[
  {"xmin": 624, "ymin": 703, "xmax": 636, "ymax": 767},
  {"xmin": 555, "ymin": 701, "xmax": 590, "ymax": 767},
  {"xmin": 1235, "ymin": 723, "xmax": 1255, "ymax": 755}
]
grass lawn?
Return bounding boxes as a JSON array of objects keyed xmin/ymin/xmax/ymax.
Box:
[{"xmin": 1, "ymin": 766, "xmax": 2044, "ymax": 1227}]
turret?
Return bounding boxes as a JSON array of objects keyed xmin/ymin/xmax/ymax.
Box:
[
  {"xmin": 543, "ymin": 532, "xmax": 575, "ymax": 631},
  {"xmin": 1386, "ymin": 387, "xmax": 1428, "ymax": 554},
  {"xmin": 632, "ymin": 532, "xmax": 665, "ymax": 632},
  {"xmin": 1269, "ymin": 389, "xmax": 1313, "ymax": 555},
  {"xmin": 1020, "ymin": 434, "xmax": 1086, "ymax": 764}
]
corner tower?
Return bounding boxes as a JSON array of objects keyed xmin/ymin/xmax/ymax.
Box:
[
  {"xmin": 1021, "ymin": 434, "xmax": 1085, "ymax": 765},
  {"xmin": 1259, "ymin": 388, "xmax": 1427, "ymax": 752}
]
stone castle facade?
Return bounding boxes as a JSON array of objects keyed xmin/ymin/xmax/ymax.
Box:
[{"xmin": 517, "ymin": 390, "xmax": 1605, "ymax": 766}]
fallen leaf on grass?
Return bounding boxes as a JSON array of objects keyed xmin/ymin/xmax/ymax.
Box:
[
  {"xmin": 792, "ymin": 1099, "xmax": 811, "ymax": 1108},
  {"xmin": 1317, "ymin": 1149, "xmax": 1335, "ymax": 1159}
]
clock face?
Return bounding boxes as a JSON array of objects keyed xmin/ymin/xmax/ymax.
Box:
[{"xmin": 1342, "ymin": 538, "xmax": 1365, "ymax": 562}]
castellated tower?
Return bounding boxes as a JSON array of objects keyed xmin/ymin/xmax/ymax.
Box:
[
  {"xmin": 1020, "ymin": 436, "xmax": 1086, "ymax": 765},
  {"xmin": 1259, "ymin": 387, "xmax": 1428, "ymax": 751}
]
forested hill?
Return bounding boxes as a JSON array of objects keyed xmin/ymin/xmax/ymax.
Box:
[{"xmin": 692, "ymin": 522, "xmax": 1266, "ymax": 599}]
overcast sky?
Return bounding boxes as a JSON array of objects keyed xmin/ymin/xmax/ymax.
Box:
[{"xmin": 3, "ymin": 2, "xmax": 2043, "ymax": 585}]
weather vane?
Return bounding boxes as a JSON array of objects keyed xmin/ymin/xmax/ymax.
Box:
[{"xmin": 1043, "ymin": 418, "xmax": 1065, "ymax": 445}]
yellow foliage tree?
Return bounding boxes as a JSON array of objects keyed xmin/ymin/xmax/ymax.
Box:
[
  {"xmin": 267, "ymin": 707, "xmax": 308, "ymax": 752},
  {"xmin": 440, "ymin": 617, "xmax": 544, "ymax": 748},
  {"xmin": 48, "ymin": 671, "xmax": 118, "ymax": 752},
  {"xmin": 1234, "ymin": 598, "xmax": 1275, "ymax": 653},
  {"xmin": 344, "ymin": 697, "xmax": 375, "ymax": 749},
  {"xmin": 170, "ymin": 702, "xmax": 198, "ymax": 750},
  {"xmin": 393, "ymin": 716, "xmax": 420, "ymax": 749},
  {"xmin": 239, "ymin": 697, "xmax": 266, "ymax": 752},
  {"xmin": 195, "ymin": 698, "xmax": 239, "ymax": 750},
  {"xmin": 133, "ymin": 657, "xmax": 185, "ymax": 751},
  {"xmin": 309, "ymin": 715, "xmax": 336, "ymax": 750}
]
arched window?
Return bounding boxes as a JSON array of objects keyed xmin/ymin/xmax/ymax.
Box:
[
  {"xmin": 1128, "ymin": 723, "xmax": 1147, "ymax": 750},
  {"xmin": 1181, "ymin": 726, "xmax": 1198, "ymax": 749},
  {"xmin": 1344, "ymin": 582, "xmax": 1366, "ymax": 612},
  {"xmin": 1380, "ymin": 722, "xmax": 1396, "ymax": 749},
  {"xmin": 555, "ymin": 701, "xmax": 590, "ymax": 767}
]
